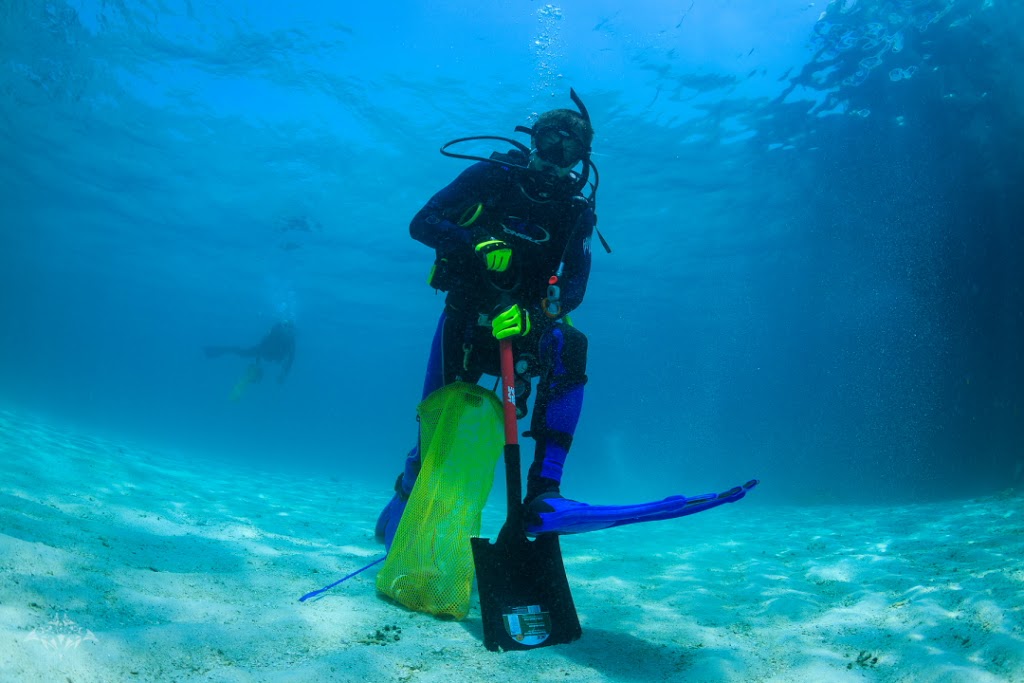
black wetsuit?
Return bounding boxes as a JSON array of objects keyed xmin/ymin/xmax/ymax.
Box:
[
  {"xmin": 256, "ymin": 323, "xmax": 296, "ymax": 365},
  {"xmin": 410, "ymin": 149, "xmax": 595, "ymax": 385},
  {"xmin": 377, "ymin": 149, "xmax": 599, "ymax": 549}
]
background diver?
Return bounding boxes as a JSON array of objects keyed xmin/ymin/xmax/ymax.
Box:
[
  {"xmin": 375, "ymin": 89, "xmax": 758, "ymax": 549},
  {"xmin": 204, "ymin": 320, "xmax": 296, "ymax": 396}
]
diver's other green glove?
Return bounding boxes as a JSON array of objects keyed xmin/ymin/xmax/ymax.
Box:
[
  {"xmin": 474, "ymin": 238, "xmax": 512, "ymax": 272},
  {"xmin": 491, "ymin": 304, "xmax": 531, "ymax": 340}
]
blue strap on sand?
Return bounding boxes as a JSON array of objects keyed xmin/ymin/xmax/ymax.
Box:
[{"xmin": 299, "ymin": 554, "xmax": 386, "ymax": 602}]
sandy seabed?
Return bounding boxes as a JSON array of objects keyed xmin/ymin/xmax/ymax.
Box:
[{"xmin": 1, "ymin": 410, "xmax": 1022, "ymax": 682}]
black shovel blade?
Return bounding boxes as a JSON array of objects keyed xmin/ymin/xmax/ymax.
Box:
[{"xmin": 471, "ymin": 529, "xmax": 582, "ymax": 652}]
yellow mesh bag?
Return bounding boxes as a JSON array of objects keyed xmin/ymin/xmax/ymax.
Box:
[{"xmin": 376, "ymin": 382, "xmax": 503, "ymax": 619}]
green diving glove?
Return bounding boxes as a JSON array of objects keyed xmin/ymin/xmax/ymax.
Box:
[
  {"xmin": 491, "ymin": 304, "xmax": 531, "ymax": 340},
  {"xmin": 474, "ymin": 238, "xmax": 512, "ymax": 272}
]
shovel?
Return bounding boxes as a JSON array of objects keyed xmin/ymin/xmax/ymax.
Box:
[{"xmin": 470, "ymin": 338, "xmax": 582, "ymax": 651}]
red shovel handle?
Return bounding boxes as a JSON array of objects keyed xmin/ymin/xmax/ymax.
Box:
[
  {"xmin": 498, "ymin": 338, "xmax": 523, "ymax": 524},
  {"xmin": 499, "ymin": 339, "xmax": 519, "ymax": 446}
]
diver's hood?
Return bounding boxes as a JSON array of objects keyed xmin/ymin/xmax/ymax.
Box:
[
  {"xmin": 439, "ymin": 88, "xmax": 599, "ymax": 205},
  {"xmin": 513, "ymin": 88, "xmax": 593, "ymax": 169}
]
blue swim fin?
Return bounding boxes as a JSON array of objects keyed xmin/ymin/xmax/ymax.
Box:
[{"xmin": 525, "ymin": 479, "xmax": 759, "ymax": 536}]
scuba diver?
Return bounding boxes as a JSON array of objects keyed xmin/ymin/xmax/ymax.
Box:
[
  {"xmin": 375, "ymin": 90, "xmax": 756, "ymax": 549},
  {"xmin": 204, "ymin": 320, "xmax": 295, "ymax": 398},
  {"xmin": 376, "ymin": 89, "xmax": 604, "ymax": 548}
]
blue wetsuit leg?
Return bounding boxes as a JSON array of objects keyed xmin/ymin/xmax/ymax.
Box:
[{"xmin": 375, "ymin": 312, "xmax": 450, "ymax": 548}]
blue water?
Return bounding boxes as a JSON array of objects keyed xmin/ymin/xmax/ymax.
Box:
[{"xmin": 1, "ymin": 0, "xmax": 1021, "ymax": 506}]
